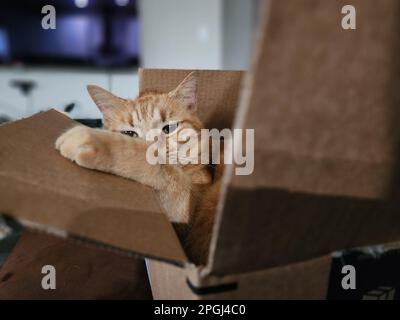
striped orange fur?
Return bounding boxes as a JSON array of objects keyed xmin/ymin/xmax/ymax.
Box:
[{"xmin": 55, "ymin": 72, "xmax": 222, "ymax": 265}]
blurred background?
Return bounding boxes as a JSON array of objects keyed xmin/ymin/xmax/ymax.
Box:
[{"xmin": 0, "ymin": 0, "xmax": 260, "ymax": 121}]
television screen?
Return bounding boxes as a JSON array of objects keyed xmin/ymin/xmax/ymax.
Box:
[{"xmin": 0, "ymin": 0, "xmax": 139, "ymax": 67}]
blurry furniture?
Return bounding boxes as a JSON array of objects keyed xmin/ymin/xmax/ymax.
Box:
[{"xmin": 10, "ymin": 79, "xmax": 37, "ymax": 115}]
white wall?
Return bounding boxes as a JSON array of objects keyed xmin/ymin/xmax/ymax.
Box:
[
  {"xmin": 139, "ymin": 0, "xmax": 224, "ymax": 69},
  {"xmin": 139, "ymin": 0, "xmax": 259, "ymax": 70}
]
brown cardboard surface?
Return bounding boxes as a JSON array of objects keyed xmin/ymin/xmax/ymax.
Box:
[
  {"xmin": 209, "ymin": 0, "xmax": 400, "ymax": 274},
  {"xmin": 139, "ymin": 69, "xmax": 243, "ymax": 129},
  {"xmin": 147, "ymin": 259, "xmax": 198, "ymax": 300},
  {"xmin": 0, "ymin": 230, "xmax": 152, "ymax": 299},
  {"xmin": 211, "ymin": 186, "xmax": 400, "ymax": 274},
  {"xmin": 147, "ymin": 254, "xmax": 331, "ymax": 299},
  {"xmin": 234, "ymin": 0, "xmax": 400, "ymax": 198},
  {"xmin": 0, "ymin": 110, "xmax": 187, "ymax": 265}
]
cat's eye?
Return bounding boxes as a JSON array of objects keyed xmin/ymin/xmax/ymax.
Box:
[
  {"xmin": 121, "ymin": 130, "xmax": 138, "ymax": 138},
  {"xmin": 162, "ymin": 123, "xmax": 179, "ymax": 134}
]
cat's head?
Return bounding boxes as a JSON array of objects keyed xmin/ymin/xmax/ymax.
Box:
[
  {"xmin": 87, "ymin": 72, "xmax": 204, "ymax": 164},
  {"xmin": 87, "ymin": 72, "xmax": 202, "ymax": 136}
]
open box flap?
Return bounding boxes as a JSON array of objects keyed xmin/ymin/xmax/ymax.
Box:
[
  {"xmin": 0, "ymin": 110, "xmax": 187, "ymax": 265},
  {"xmin": 232, "ymin": 0, "xmax": 400, "ymax": 199},
  {"xmin": 208, "ymin": 0, "xmax": 400, "ymax": 274}
]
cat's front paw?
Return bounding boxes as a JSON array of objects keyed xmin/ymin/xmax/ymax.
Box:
[{"xmin": 55, "ymin": 126, "xmax": 109, "ymax": 170}]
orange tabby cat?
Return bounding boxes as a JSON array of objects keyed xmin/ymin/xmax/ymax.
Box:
[{"xmin": 55, "ymin": 72, "xmax": 221, "ymax": 265}]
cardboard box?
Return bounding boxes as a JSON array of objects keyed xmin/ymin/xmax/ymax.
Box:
[
  {"xmin": 1, "ymin": 0, "xmax": 400, "ymax": 299},
  {"xmin": 0, "ymin": 230, "xmax": 152, "ymax": 299}
]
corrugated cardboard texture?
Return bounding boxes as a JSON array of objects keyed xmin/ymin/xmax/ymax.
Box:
[
  {"xmin": 147, "ymin": 254, "xmax": 331, "ymax": 299},
  {"xmin": 0, "ymin": 110, "xmax": 187, "ymax": 264},
  {"xmin": 0, "ymin": 231, "xmax": 152, "ymax": 299},
  {"xmin": 209, "ymin": 0, "xmax": 400, "ymax": 274},
  {"xmin": 235, "ymin": 0, "xmax": 400, "ymax": 198},
  {"xmin": 139, "ymin": 69, "xmax": 243, "ymax": 129},
  {"xmin": 146, "ymin": 259, "xmax": 197, "ymax": 300},
  {"xmin": 212, "ymin": 187, "xmax": 400, "ymax": 273}
]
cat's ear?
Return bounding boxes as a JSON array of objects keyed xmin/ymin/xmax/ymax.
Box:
[
  {"xmin": 87, "ymin": 85, "xmax": 122, "ymax": 118},
  {"xmin": 168, "ymin": 71, "xmax": 197, "ymax": 112}
]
